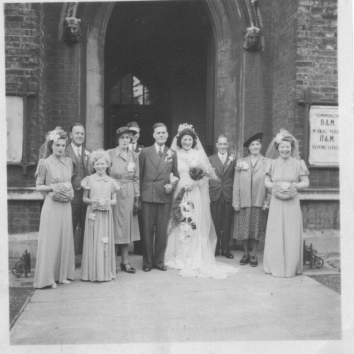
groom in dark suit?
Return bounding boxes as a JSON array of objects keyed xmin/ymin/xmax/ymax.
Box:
[
  {"xmin": 209, "ymin": 134, "xmax": 236, "ymax": 259},
  {"xmin": 139, "ymin": 123, "xmax": 179, "ymax": 272}
]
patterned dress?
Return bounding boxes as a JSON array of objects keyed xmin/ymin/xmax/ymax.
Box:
[
  {"xmin": 108, "ymin": 147, "xmax": 140, "ymax": 244},
  {"xmin": 34, "ymin": 155, "xmax": 75, "ymax": 288},
  {"xmin": 233, "ymin": 158, "xmax": 269, "ymax": 242},
  {"xmin": 80, "ymin": 174, "xmax": 119, "ymax": 281}
]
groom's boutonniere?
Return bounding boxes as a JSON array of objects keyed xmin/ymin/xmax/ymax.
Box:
[
  {"xmin": 165, "ymin": 149, "xmax": 174, "ymax": 162},
  {"xmin": 227, "ymin": 154, "xmax": 236, "ymax": 165},
  {"xmin": 137, "ymin": 145, "xmax": 144, "ymax": 155}
]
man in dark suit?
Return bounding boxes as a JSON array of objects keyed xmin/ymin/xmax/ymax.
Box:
[
  {"xmin": 209, "ymin": 134, "xmax": 236, "ymax": 259},
  {"xmin": 139, "ymin": 123, "xmax": 179, "ymax": 271},
  {"xmin": 66, "ymin": 122, "xmax": 91, "ymax": 254},
  {"xmin": 127, "ymin": 121, "xmax": 144, "ymax": 255}
]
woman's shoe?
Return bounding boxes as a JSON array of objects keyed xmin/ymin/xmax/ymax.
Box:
[
  {"xmin": 250, "ymin": 256, "xmax": 258, "ymax": 267},
  {"xmin": 121, "ymin": 263, "xmax": 136, "ymax": 274},
  {"xmin": 239, "ymin": 255, "xmax": 250, "ymax": 265},
  {"xmin": 59, "ymin": 280, "xmax": 71, "ymax": 284},
  {"xmin": 51, "ymin": 283, "xmax": 57, "ymax": 289}
]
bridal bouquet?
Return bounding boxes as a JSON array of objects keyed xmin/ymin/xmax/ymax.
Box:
[
  {"xmin": 189, "ymin": 163, "xmax": 218, "ymax": 182},
  {"xmin": 50, "ymin": 182, "xmax": 74, "ymax": 202}
]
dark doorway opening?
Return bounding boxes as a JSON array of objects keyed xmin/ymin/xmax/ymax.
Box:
[{"xmin": 104, "ymin": 1, "xmax": 212, "ymax": 149}]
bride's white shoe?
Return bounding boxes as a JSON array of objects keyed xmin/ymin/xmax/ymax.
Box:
[
  {"xmin": 59, "ymin": 280, "xmax": 71, "ymax": 284},
  {"xmin": 51, "ymin": 283, "xmax": 57, "ymax": 289}
]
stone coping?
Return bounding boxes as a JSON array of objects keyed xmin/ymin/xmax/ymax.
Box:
[
  {"xmin": 8, "ymin": 187, "xmax": 44, "ymax": 200},
  {"xmin": 7, "ymin": 187, "xmax": 340, "ymax": 201}
]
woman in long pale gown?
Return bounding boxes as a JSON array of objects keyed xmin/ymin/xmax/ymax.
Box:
[
  {"xmin": 263, "ymin": 130, "xmax": 310, "ymax": 278},
  {"xmin": 34, "ymin": 128, "xmax": 75, "ymax": 289},
  {"xmin": 165, "ymin": 125, "xmax": 239, "ymax": 279}
]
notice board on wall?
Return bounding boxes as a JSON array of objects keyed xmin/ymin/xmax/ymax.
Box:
[
  {"xmin": 7, "ymin": 96, "xmax": 24, "ymax": 163},
  {"xmin": 308, "ymin": 105, "xmax": 339, "ymax": 166}
]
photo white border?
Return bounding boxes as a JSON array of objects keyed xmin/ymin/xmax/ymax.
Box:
[{"xmin": 0, "ymin": 0, "xmax": 353, "ymax": 353}]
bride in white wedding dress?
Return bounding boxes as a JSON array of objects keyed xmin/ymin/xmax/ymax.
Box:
[{"xmin": 165, "ymin": 124, "xmax": 239, "ymax": 279}]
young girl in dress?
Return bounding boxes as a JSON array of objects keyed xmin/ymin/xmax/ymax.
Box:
[{"xmin": 80, "ymin": 150, "xmax": 120, "ymax": 282}]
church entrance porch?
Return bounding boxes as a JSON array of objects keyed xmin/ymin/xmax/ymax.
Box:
[
  {"xmin": 104, "ymin": 1, "xmax": 211, "ymax": 150},
  {"xmin": 84, "ymin": 0, "xmax": 241, "ymax": 155}
]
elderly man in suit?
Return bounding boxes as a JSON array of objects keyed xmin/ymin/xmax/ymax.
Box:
[
  {"xmin": 139, "ymin": 122, "xmax": 179, "ymax": 272},
  {"xmin": 209, "ymin": 134, "xmax": 236, "ymax": 258},
  {"xmin": 66, "ymin": 122, "xmax": 90, "ymax": 254}
]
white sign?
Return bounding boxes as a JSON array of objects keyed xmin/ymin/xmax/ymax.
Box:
[
  {"xmin": 7, "ymin": 96, "xmax": 24, "ymax": 163},
  {"xmin": 308, "ymin": 105, "xmax": 338, "ymax": 166}
]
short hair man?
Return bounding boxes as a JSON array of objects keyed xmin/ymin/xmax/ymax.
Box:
[
  {"xmin": 208, "ymin": 134, "xmax": 236, "ymax": 258},
  {"xmin": 127, "ymin": 121, "xmax": 143, "ymax": 154},
  {"xmin": 139, "ymin": 122, "xmax": 179, "ymax": 271},
  {"xmin": 66, "ymin": 122, "xmax": 91, "ymax": 254}
]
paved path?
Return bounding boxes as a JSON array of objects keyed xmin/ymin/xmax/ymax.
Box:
[{"xmin": 10, "ymin": 252, "xmax": 341, "ymax": 345}]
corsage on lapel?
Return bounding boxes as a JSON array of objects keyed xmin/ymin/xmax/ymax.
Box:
[
  {"xmin": 165, "ymin": 149, "xmax": 174, "ymax": 162},
  {"xmin": 84, "ymin": 149, "xmax": 90, "ymax": 161},
  {"xmin": 227, "ymin": 154, "xmax": 236, "ymax": 165},
  {"xmin": 127, "ymin": 156, "xmax": 136, "ymax": 174},
  {"xmin": 236, "ymin": 160, "xmax": 249, "ymax": 171}
]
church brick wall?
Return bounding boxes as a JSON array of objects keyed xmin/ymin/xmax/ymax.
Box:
[
  {"xmin": 43, "ymin": 3, "xmax": 81, "ymax": 132},
  {"xmin": 7, "ymin": 201, "xmax": 41, "ymax": 234},
  {"xmin": 243, "ymin": 0, "xmax": 274, "ymax": 155},
  {"xmin": 271, "ymin": 0, "xmax": 298, "ymax": 134},
  {"xmin": 5, "ymin": 3, "xmax": 45, "ymax": 192},
  {"xmin": 38, "ymin": 3, "xmax": 47, "ymax": 148},
  {"xmin": 296, "ymin": 0, "xmax": 338, "ymax": 102},
  {"xmin": 4, "ymin": 3, "xmax": 43, "ymax": 164},
  {"xmin": 271, "ymin": 0, "xmax": 337, "ymax": 145},
  {"xmin": 301, "ymin": 201, "xmax": 339, "ymax": 229},
  {"xmin": 4, "ymin": 3, "xmax": 40, "ymax": 93}
]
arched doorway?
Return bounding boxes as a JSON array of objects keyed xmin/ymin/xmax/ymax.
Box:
[
  {"xmin": 83, "ymin": 0, "xmax": 244, "ymax": 155},
  {"xmin": 104, "ymin": 1, "xmax": 211, "ymax": 150}
]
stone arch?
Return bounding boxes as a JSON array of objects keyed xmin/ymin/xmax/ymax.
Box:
[{"xmin": 80, "ymin": 0, "xmax": 249, "ymax": 154}]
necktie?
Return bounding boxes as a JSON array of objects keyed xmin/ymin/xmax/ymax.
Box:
[
  {"xmin": 158, "ymin": 147, "xmax": 163, "ymax": 158},
  {"xmin": 78, "ymin": 147, "xmax": 81, "ymax": 158},
  {"xmin": 221, "ymin": 154, "xmax": 225, "ymax": 164}
]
